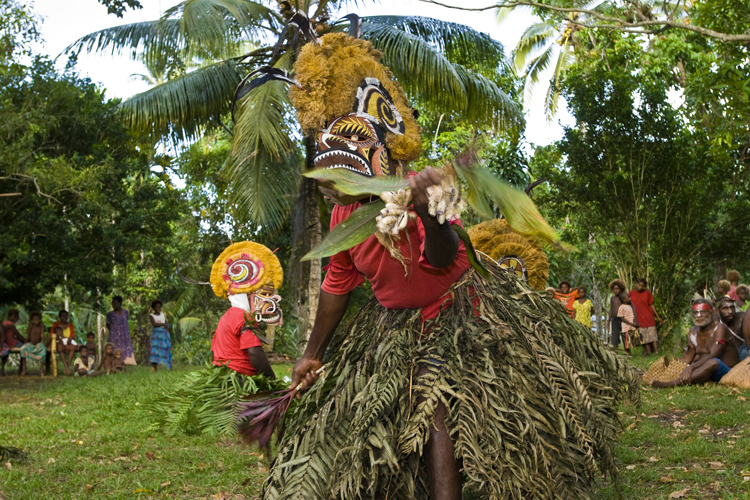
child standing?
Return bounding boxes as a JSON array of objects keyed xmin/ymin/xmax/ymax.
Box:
[
  {"xmin": 73, "ymin": 346, "xmax": 98, "ymax": 377},
  {"xmin": 112, "ymin": 348, "xmax": 126, "ymax": 373},
  {"xmin": 99, "ymin": 342, "xmax": 116, "ymax": 374},
  {"xmin": 617, "ymin": 292, "xmax": 639, "ymax": 357},
  {"xmin": 20, "ymin": 311, "xmax": 46, "ymax": 376},
  {"xmin": 85, "ymin": 333, "xmax": 97, "ymax": 365}
]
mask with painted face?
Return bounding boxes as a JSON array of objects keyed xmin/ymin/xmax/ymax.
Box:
[{"xmin": 251, "ymin": 284, "xmax": 283, "ymax": 326}]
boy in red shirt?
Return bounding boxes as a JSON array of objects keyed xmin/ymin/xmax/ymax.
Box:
[{"xmin": 630, "ymin": 278, "xmax": 664, "ymax": 356}]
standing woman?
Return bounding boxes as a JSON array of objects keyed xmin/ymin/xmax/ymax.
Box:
[
  {"xmin": 148, "ymin": 301, "xmax": 171, "ymax": 371},
  {"xmin": 106, "ymin": 296, "xmax": 136, "ymax": 366}
]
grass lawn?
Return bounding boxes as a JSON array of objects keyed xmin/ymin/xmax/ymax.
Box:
[
  {"xmin": 0, "ymin": 363, "xmax": 292, "ymax": 500},
  {"xmin": 1, "ymin": 349, "xmax": 749, "ymax": 499},
  {"xmin": 598, "ymin": 348, "xmax": 750, "ymax": 500}
]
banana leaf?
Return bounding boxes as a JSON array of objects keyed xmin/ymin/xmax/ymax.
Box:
[
  {"xmin": 303, "ymin": 169, "xmax": 408, "ymax": 196},
  {"xmin": 454, "ymin": 163, "xmax": 571, "ymax": 250},
  {"xmin": 452, "ymin": 224, "xmax": 490, "ymax": 279},
  {"xmin": 301, "ymin": 200, "xmax": 384, "ymax": 260}
]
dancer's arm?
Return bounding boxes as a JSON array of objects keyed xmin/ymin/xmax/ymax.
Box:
[
  {"xmin": 248, "ymin": 346, "xmax": 276, "ymax": 379},
  {"xmin": 409, "ymin": 167, "xmax": 459, "ymax": 269},
  {"xmin": 291, "ymin": 290, "xmax": 352, "ymax": 391}
]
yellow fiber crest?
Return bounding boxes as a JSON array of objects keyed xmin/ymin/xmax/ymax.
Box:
[
  {"xmin": 468, "ymin": 219, "xmax": 550, "ymax": 291},
  {"xmin": 290, "ymin": 33, "xmax": 422, "ymax": 162},
  {"xmin": 210, "ymin": 241, "xmax": 283, "ymax": 299}
]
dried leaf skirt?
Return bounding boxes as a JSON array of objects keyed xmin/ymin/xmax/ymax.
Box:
[{"xmin": 265, "ymin": 264, "xmax": 639, "ymax": 500}]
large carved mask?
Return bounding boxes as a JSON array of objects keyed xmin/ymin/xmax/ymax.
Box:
[{"xmin": 313, "ymin": 78, "xmax": 406, "ymax": 204}]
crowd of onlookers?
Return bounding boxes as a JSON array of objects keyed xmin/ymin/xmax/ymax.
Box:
[
  {"xmin": 0, "ymin": 297, "xmax": 172, "ymax": 376},
  {"xmin": 547, "ymin": 277, "xmax": 663, "ymax": 356},
  {"xmin": 546, "ymin": 270, "xmax": 750, "ymax": 387}
]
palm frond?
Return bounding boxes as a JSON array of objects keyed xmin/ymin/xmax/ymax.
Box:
[
  {"xmin": 66, "ymin": 20, "xmax": 183, "ymax": 60},
  {"xmin": 229, "ymin": 77, "xmax": 301, "ymax": 234},
  {"xmin": 363, "ymin": 23, "xmax": 522, "ymax": 130},
  {"xmin": 121, "ymin": 59, "xmax": 245, "ymax": 139},
  {"xmin": 525, "ymin": 44, "xmax": 556, "ymax": 87},
  {"xmin": 177, "ymin": 316, "xmax": 204, "ymax": 336},
  {"xmin": 453, "ymin": 63, "xmax": 524, "ymax": 130},
  {"xmin": 544, "ymin": 40, "xmax": 573, "ymax": 120},
  {"xmin": 165, "ymin": 0, "xmax": 280, "ymax": 57},
  {"xmin": 67, "ymin": 0, "xmax": 277, "ymax": 63},
  {"xmin": 362, "ymin": 22, "xmax": 466, "ymax": 111},
  {"xmin": 514, "ymin": 22, "xmax": 556, "ymax": 72},
  {"xmin": 363, "ymin": 16, "xmax": 508, "ymax": 71}
]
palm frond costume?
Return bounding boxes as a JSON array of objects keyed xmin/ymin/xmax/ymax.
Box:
[{"xmin": 240, "ymin": 31, "xmax": 637, "ymax": 500}]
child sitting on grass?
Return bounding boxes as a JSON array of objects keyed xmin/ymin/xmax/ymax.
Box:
[
  {"xmin": 112, "ymin": 348, "xmax": 126, "ymax": 373},
  {"xmin": 73, "ymin": 345, "xmax": 99, "ymax": 377},
  {"xmin": 85, "ymin": 332, "xmax": 97, "ymax": 364}
]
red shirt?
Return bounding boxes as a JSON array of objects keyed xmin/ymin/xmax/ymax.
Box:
[
  {"xmin": 322, "ymin": 202, "xmax": 471, "ymax": 320},
  {"xmin": 554, "ymin": 291, "xmax": 578, "ymax": 318},
  {"xmin": 3, "ymin": 320, "xmax": 18, "ymax": 347},
  {"xmin": 211, "ymin": 307, "xmax": 262, "ymax": 376},
  {"xmin": 629, "ymin": 289, "xmax": 655, "ymax": 328}
]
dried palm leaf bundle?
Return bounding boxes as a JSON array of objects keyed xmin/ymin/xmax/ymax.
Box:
[
  {"xmin": 263, "ymin": 261, "xmax": 639, "ymax": 500},
  {"xmin": 641, "ymin": 356, "xmax": 689, "ymax": 385},
  {"xmin": 468, "ymin": 219, "xmax": 550, "ymax": 291},
  {"xmin": 145, "ymin": 364, "xmax": 285, "ymax": 437},
  {"xmin": 719, "ymin": 357, "xmax": 750, "ymax": 388}
]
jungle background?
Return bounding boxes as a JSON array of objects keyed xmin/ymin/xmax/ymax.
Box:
[{"xmin": 2, "ymin": 0, "xmax": 750, "ymax": 358}]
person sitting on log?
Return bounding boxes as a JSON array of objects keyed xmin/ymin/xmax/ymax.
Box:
[{"xmin": 652, "ymin": 298, "xmax": 739, "ymax": 388}]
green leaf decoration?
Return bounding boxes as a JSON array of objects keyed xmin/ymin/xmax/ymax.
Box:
[
  {"xmin": 302, "ymin": 169, "xmax": 408, "ymax": 196},
  {"xmin": 302, "ymin": 200, "xmax": 384, "ymax": 261},
  {"xmin": 452, "ymin": 224, "xmax": 490, "ymax": 279},
  {"xmin": 456, "ymin": 163, "xmax": 571, "ymax": 250}
]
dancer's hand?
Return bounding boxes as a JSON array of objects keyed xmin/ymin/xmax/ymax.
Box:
[
  {"xmin": 408, "ymin": 167, "xmax": 442, "ymax": 219},
  {"xmin": 290, "ymin": 356, "xmax": 322, "ymax": 393}
]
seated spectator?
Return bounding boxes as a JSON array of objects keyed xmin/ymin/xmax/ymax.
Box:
[
  {"xmin": 652, "ymin": 298, "xmax": 739, "ymax": 388},
  {"xmin": 19, "ymin": 311, "xmax": 47, "ymax": 376},
  {"xmin": 84, "ymin": 333, "xmax": 97, "ymax": 364},
  {"xmin": 50, "ymin": 310, "xmax": 77, "ymax": 376},
  {"xmin": 112, "ymin": 348, "xmax": 126, "ymax": 373},
  {"xmin": 573, "ymin": 286, "xmax": 594, "ymax": 328},
  {"xmin": 728, "ymin": 270, "xmax": 741, "ymax": 301},
  {"xmin": 617, "ymin": 292, "xmax": 639, "ymax": 357},
  {"xmin": 73, "ymin": 345, "xmax": 98, "ymax": 377},
  {"xmin": 736, "ymin": 285, "xmax": 749, "ymax": 312},
  {"xmin": 1, "ymin": 309, "xmax": 26, "ymax": 376}
]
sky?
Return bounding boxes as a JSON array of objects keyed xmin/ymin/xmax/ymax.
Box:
[{"xmin": 30, "ymin": 0, "xmax": 574, "ymax": 146}]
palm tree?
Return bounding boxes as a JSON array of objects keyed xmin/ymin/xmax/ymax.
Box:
[
  {"xmin": 69, "ymin": 0, "xmax": 523, "ymax": 342},
  {"xmin": 508, "ymin": 11, "xmax": 584, "ymax": 120},
  {"xmin": 505, "ymin": 0, "xmax": 690, "ymax": 120}
]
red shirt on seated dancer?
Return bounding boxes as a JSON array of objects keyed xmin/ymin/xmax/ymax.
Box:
[{"xmin": 209, "ymin": 241, "xmax": 284, "ymax": 379}]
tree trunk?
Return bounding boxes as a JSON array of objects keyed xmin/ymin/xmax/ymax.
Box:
[{"xmin": 286, "ymin": 135, "xmax": 321, "ymax": 355}]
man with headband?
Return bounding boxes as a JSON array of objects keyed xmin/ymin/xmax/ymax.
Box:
[{"xmin": 652, "ymin": 298, "xmax": 739, "ymax": 388}]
